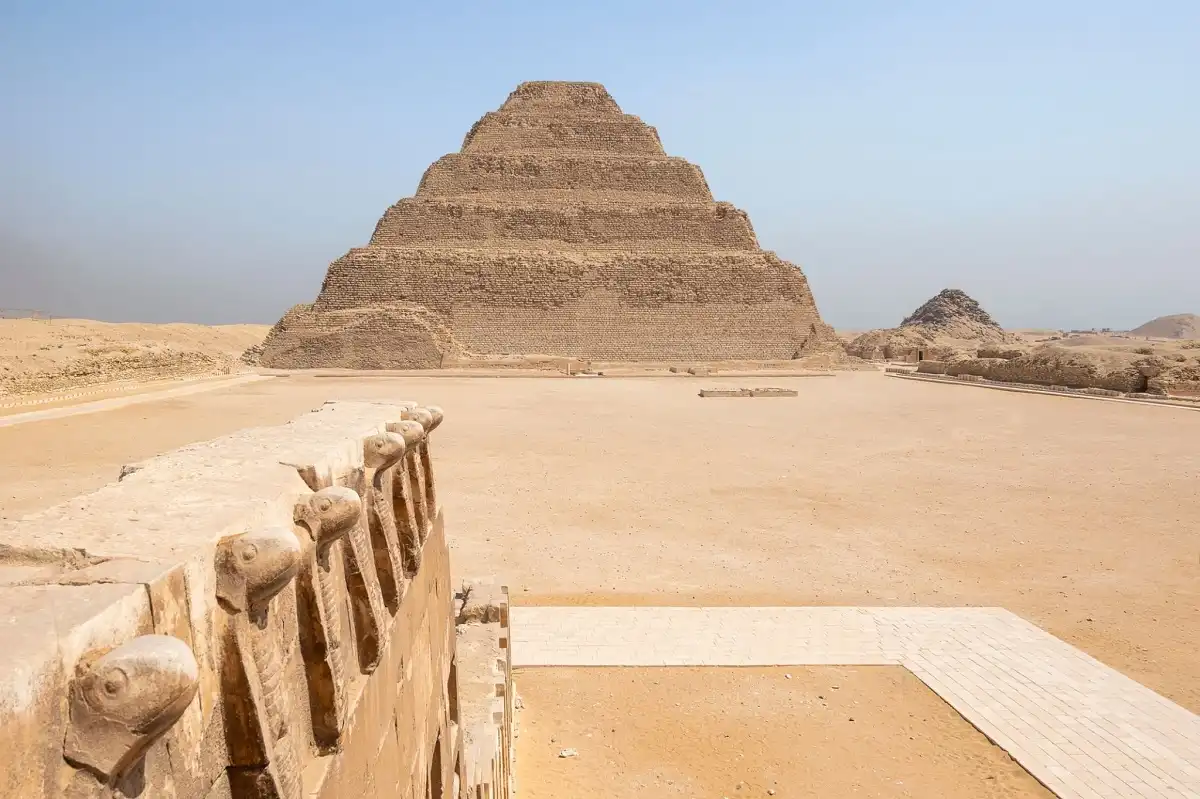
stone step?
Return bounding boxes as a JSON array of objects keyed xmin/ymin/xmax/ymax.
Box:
[
  {"xmin": 415, "ymin": 153, "xmax": 712, "ymax": 201},
  {"xmin": 497, "ymin": 81, "xmax": 623, "ymax": 115},
  {"xmin": 313, "ymin": 247, "xmax": 816, "ymax": 312},
  {"xmin": 416, "ymin": 189, "xmax": 701, "ymax": 204},
  {"xmin": 461, "ymin": 111, "xmax": 665, "ymax": 155},
  {"xmin": 302, "ymin": 248, "xmax": 830, "ymax": 362},
  {"xmin": 367, "ymin": 198, "xmax": 758, "ymax": 250}
]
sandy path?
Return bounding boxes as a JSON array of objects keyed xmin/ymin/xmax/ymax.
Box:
[
  {"xmin": 516, "ymin": 667, "xmax": 1052, "ymax": 798},
  {"xmin": 0, "ymin": 371, "xmax": 1196, "ymax": 713},
  {"xmin": 0, "ymin": 375, "xmax": 268, "ymax": 427}
]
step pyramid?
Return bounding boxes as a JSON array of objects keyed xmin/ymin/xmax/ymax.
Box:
[{"xmin": 260, "ymin": 81, "xmax": 838, "ymax": 368}]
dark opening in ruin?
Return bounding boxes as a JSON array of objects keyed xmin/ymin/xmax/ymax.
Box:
[
  {"xmin": 448, "ymin": 657, "xmax": 460, "ymax": 723},
  {"xmin": 428, "ymin": 731, "xmax": 444, "ymax": 799}
]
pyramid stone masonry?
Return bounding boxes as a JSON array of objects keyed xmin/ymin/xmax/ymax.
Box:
[{"xmin": 259, "ymin": 81, "xmax": 839, "ymax": 368}]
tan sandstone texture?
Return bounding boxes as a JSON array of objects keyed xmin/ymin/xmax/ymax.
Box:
[
  {"xmin": 258, "ymin": 81, "xmax": 839, "ymax": 368},
  {"xmin": 0, "ymin": 401, "xmax": 511, "ymax": 799}
]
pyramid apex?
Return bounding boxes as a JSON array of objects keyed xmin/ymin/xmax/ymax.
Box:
[{"xmin": 498, "ymin": 81, "xmax": 622, "ymax": 115}]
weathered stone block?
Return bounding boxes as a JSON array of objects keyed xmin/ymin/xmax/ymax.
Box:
[
  {"xmin": 0, "ymin": 582, "xmax": 183, "ymax": 798},
  {"xmin": 455, "ymin": 581, "xmax": 513, "ymax": 799},
  {"xmin": 698, "ymin": 388, "xmax": 750, "ymax": 397},
  {"xmin": 0, "ymin": 401, "xmax": 473, "ymax": 799}
]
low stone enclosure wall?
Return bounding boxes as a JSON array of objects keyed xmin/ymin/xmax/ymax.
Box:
[
  {"xmin": 0, "ymin": 401, "xmax": 513, "ymax": 799},
  {"xmin": 888, "ymin": 368, "xmax": 1200, "ymax": 407}
]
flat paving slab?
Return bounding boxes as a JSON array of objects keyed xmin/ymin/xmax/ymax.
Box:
[{"xmin": 511, "ymin": 606, "xmax": 1200, "ymax": 799}]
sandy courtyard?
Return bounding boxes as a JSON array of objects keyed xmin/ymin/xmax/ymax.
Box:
[
  {"xmin": 515, "ymin": 667, "xmax": 1052, "ymax": 798},
  {"xmin": 1, "ymin": 371, "xmax": 1197, "ymax": 725}
]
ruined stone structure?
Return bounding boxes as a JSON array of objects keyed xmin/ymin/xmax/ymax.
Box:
[
  {"xmin": 846, "ymin": 288, "xmax": 1021, "ymax": 362},
  {"xmin": 0, "ymin": 402, "xmax": 513, "ymax": 799},
  {"xmin": 259, "ymin": 81, "xmax": 837, "ymax": 368}
]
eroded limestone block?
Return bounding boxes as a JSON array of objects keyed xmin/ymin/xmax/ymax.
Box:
[
  {"xmin": 215, "ymin": 527, "xmax": 301, "ymax": 615},
  {"xmin": 0, "ymin": 581, "xmax": 165, "ymax": 798},
  {"xmin": 698, "ymin": 388, "xmax": 750, "ymax": 397},
  {"xmin": 293, "ymin": 487, "xmax": 362, "ymax": 751},
  {"xmin": 293, "ymin": 487, "xmax": 362, "ymax": 548},
  {"xmin": 398, "ymin": 407, "xmax": 441, "ymax": 531},
  {"xmin": 387, "ymin": 419, "xmax": 429, "ymax": 574},
  {"xmin": 359, "ymin": 432, "xmax": 409, "ymax": 612},
  {"xmin": 416, "ymin": 405, "xmax": 443, "ymax": 519},
  {"xmin": 64, "ymin": 635, "xmax": 200, "ymax": 786},
  {"xmin": 286, "ymin": 437, "xmax": 389, "ymax": 676},
  {"xmin": 36, "ymin": 556, "xmax": 230, "ymax": 797},
  {"xmin": 455, "ymin": 582, "xmax": 513, "ymax": 799},
  {"xmin": 455, "ymin": 579, "xmax": 509, "ymax": 627},
  {"xmin": 215, "ymin": 527, "xmax": 304, "ymax": 799}
]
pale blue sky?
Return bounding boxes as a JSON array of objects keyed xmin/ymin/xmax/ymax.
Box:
[{"xmin": 1, "ymin": 1, "xmax": 1196, "ymax": 329}]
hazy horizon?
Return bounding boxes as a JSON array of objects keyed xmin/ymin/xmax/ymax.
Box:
[{"xmin": 2, "ymin": 1, "xmax": 1197, "ymax": 331}]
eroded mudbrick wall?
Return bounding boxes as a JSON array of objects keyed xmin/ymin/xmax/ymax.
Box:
[
  {"xmin": 260, "ymin": 81, "xmax": 838, "ymax": 367},
  {"xmin": 0, "ymin": 401, "xmax": 511, "ymax": 799}
]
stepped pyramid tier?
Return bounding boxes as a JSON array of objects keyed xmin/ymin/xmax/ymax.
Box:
[{"xmin": 260, "ymin": 81, "xmax": 839, "ymax": 367}]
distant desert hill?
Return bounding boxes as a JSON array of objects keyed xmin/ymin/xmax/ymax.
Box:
[
  {"xmin": 1128, "ymin": 313, "xmax": 1199, "ymax": 339},
  {"xmin": 0, "ymin": 318, "xmax": 269, "ymax": 398}
]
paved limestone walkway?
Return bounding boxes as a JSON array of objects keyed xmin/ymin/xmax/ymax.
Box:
[{"xmin": 511, "ymin": 606, "xmax": 1200, "ymax": 799}]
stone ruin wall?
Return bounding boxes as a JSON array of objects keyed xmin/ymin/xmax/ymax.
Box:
[
  {"xmin": 452, "ymin": 581, "xmax": 514, "ymax": 797},
  {"xmin": 0, "ymin": 401, "xmax": 513, "ymax": 799},
  {"xmin": 259, "ymin": 81, "xmax": 838, "ymax": 368}
]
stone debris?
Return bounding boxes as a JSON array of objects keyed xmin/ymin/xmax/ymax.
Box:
[
  {"xmin": 698, "ymin": 387, "xmax": 798, "ymax": 397},
  {"xmin": 558, "ymin": 748, "xmax": 579, "ymax": 758}
]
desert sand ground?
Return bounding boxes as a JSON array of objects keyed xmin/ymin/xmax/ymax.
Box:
[
  {"xmin": 1, "ymin": 371, "xmax": 1196, "ymax": 796},
  {"xmin": 517, "ymin": 667, "xmax": 1052, "ymax": 798},
  {"xmin": 0, "ymin": 318, "xmax": 268, "ymax": 398}
]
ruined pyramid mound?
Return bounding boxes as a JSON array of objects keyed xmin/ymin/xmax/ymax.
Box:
[
  {"xmin": 1129, "ymin": 313, "xmax": 1199, "ymax": 339},
  {"xmin": 900, "ymin": 288, "xmax": 1006, "ymax": 340},
  {"xmin": 259, "ymin": 81, "xmax": 838, "ymax": 368},
  {"xmin": 846, "ymin": 288, "xmax": 1017, "ymax": 360}
]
